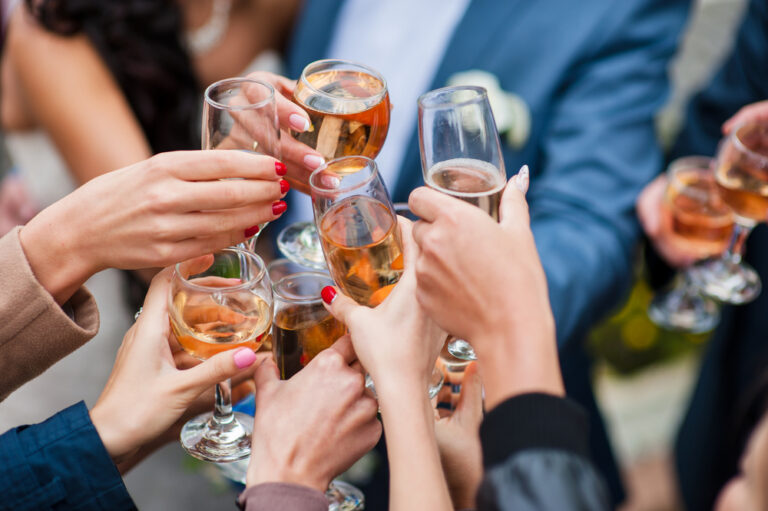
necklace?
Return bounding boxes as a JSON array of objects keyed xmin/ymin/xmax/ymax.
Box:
[{"xmin": 185, "ymin": 0, "xmax": 233, "ymax": 56}]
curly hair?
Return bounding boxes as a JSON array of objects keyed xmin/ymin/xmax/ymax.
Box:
[{"xmin": 26, "ymin": 0, "xmax": 200, "ymax": 153}]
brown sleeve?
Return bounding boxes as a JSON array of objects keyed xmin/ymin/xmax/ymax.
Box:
[
  {"xmin": 0, "ymin": 226, "xmax": 99, "ymax": 401},
  {"xmin": 238, "ymin": 483, "xmax": 328, "ymax": 511}
]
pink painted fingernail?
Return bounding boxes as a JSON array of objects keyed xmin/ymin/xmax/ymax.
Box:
[
  {"xmin": 233, "ymin": 348, "xmax": 257, "ymax": 369},
  {"xmin": 289, "ymin": 113, "xmax": 311, "ymax": 132},
  {"xmin": 303, "ymin": 154, "xmax": 325, "ymax": 170},
  {"xmin": 515, "ymin": 165, "xmax": 530, "ymax": 193}
]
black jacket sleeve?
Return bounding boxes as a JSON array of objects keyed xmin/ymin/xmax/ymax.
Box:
[{"xmin": 476, "ymin": 393, "xmax": 610, "ymax": 511}]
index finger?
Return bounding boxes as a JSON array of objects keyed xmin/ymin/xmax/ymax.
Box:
[
  {"xmin": 161, "ymin": 150, "xmax": 282, "ymax": 182},
  {"xmin": 408, "ymin": 186, "xmax": 469, "ymax": 223},
  {"xmin": 327, "ymin": 334, "xmax": 357, "ymax": 365}
]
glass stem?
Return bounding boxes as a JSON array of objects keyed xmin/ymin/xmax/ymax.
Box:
[
  {"xmin": 213, "ymin": 379, "xmax": 235, "ymax": 427},
  {"xmin": 725, "ymin": 222, "xmax": 754, "ymax": 264}
]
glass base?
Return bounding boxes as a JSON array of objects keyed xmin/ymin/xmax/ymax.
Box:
[
  {"xmin": 180, "ymin": 411, "xmax": 253, "ymax": 462},
  {"xmin": 277, "ymin": 221, "xmax": 327, "ymax": 270},
  {"xmin": 647, "ymin": 286, "xmax": 720, "ymax": 333},
  {"xmin": 688, "ymin": 258, "xmax": 762, "ymax": 305},
  {"xmin": 447, "ymin": 338, "xmax": 477, "ymax": 361}
]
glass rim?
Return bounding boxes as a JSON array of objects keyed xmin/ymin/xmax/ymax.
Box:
[
  {"xmin": 173, "ymin": 248, "xmax": 267, "ymax": 293},
  {"xmin": 299, "ymin": 59, "xmax": 388, "ymax": 105},
  {"xmin": 417, "ymin": 85, "xmax": 489, "ymax": 110},
  {"xmin": 204, "ymin": 77, "xmax": 276, "ymax": 112},
  {"xmin": 729, "ymin": 121, "xmax": 768, "ymax": 165},
  {"xmin": 273, "ymin": 271, "xmax": 335, "ymax": 304},
  {"xmin": 309, "ymin": 155, "xmax": 379, "ymax": 195}
]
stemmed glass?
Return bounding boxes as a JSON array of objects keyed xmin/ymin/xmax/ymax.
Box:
[
  {"xmin": 170, "ymin": 248, "xmax": 272, "ymax": 462},
  {"xmin": 278, "ymin": 59, "xmax": 390, "ymax": 268},
  {"xmin": 689, "ymin": 122, "xmax": 768, "ymax": 304},
  {"xmin": 647, "ymin": 157, "xmax": 734, "ymax": 332},
  {"xmin": 418, "ymin": 85, "xmax": 507, "ymax": 360},
  {"xmin": 203, "ymin": 78, "xmax": 281, "ymax": 251}
]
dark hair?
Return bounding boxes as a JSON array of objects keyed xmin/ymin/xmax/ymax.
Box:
[{"xmin": 26, "ymin": 0, "xmax": 200, "ymax": 153}]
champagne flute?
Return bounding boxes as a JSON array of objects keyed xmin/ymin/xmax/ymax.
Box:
[
  {"xmin": 647, "ymin": 157, "xmax": 734, "ymax": 332},
  {"xmin": 170, "ymin": 248, "xmax": 272, "ymax": 462},
  {"xmin": 688, "ymin": 122, "xmax": 768, "ymax": 304},
  {"xmin": 203, "ymin": 78, "xmax": 281, "ymax": 251},
  {"xmin": 278, "ymin": 59, "xmax": 391, "ymax": 269},
  {"xmin": 418, "ymin": 85, "xmax": 507, "ymax": 360}
]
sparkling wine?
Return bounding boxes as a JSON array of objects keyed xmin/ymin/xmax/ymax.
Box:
[
  {"xmin": 425, "ymin": 159, "xmax": 505, "ymax": 220},
  {"xmin": 318, "ymin": 196, "xmax": 403, "ymax": 306},
  {"xmin": 170, "ymin": 286, "xmax": 272, "ymax": 359},
  {"xmin": 273, "ymin": 305, "xmax": 346, "ymax": 379},
  {"xmin": 715, "ymin": 159, "xmax": 768, "ymax": 224},
  {"xmin": 666, "ymin": 168, "xmax": 734, "ymax": 258}
]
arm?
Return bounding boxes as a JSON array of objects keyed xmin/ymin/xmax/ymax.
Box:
[{"xmin": 529, "ymin": 0, "xmax": 690, "ymax": 346}]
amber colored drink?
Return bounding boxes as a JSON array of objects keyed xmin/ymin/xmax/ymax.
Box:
[
  {"xmin": 715, "ymin": 158, "xmax": 768, "ymax": 224},
  {"xmin": 170, "ymin": 289, "xmax": 272, "ymax": 359},
  {"xmin": 273, "ymin": 305, "xmax": 346, "ymax": 379},
  {"xmin": 426, "ymin": 158, "xmax": 505, "ymax": 221},
  {"xmin": 318, "ymin": 195, "xmax": 403, "ymax": 306}
]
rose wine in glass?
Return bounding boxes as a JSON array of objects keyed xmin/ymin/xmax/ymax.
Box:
[
  {"xmin": 278, "ymin": 60, "xmax": 390, "ymax": 270},
  {"xmin": 418, "ymin": 85, "xmax": 508, "ymax": 361}
]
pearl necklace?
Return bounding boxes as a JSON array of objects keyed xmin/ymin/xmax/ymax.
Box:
[{"xmin": 185, "ymin": 0, "xmax": 233, "ymax": 56}]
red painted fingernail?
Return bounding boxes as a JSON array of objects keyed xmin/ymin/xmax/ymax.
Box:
[
  {"xmin": 272, "ymin": 200, "xmax": 287, "ymax": 215},
  {"xmin": 244, "ymin": 225, "xmax": 260, "ymax": 238},
  {"xmin": 275, "ymin": 162, "xmax": 287, "ymax": 176},
  {"xmin": 233, "ymin": 348, "xmax": 257, "ymax": 369},
  {"xmin": 321, "ymin": 286, "xmax": 337, "ymax": 304},
  {"xmin": 280, "ymin": 179, "xmax": 290, "ymax": 194}
]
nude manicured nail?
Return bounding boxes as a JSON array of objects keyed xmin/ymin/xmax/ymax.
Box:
[
  {"xmin": 289, "ymin": 113, "xmax": 311, "ymax": 132},
  {"xmin": 233, "ymin": 348, "xmax": 257, "ymax": 369},
  {"xmin": 516, "ymin": 165, "xmax": 530, "ymax": 193},
  {"xmin": 321, "ymin": 286, "xmax": 337, "ymax": 304},
  {"xmin": 303, "ymin": 154, "xmax": 325, "ymax": 170},
  {"xmin": 272, "ymin": 200, "xmax": 287, "ymax": 215}
]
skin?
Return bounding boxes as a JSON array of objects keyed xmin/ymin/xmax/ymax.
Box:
[
  {"xmin": 323, "ymin": 219, "xmax": 453, "ymax": 511},
  {"xmin": 246, "ymin": 336, "xmax": 382, "ymax": 492},
  {"xmin": 715, "ymin": 414, "xmax": 768, "ymax": 511},
  {"xmin": 18, "ymin": 150, "xmax": 287, "ymax": 305}
]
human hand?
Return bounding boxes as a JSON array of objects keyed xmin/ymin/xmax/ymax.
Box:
[
  {"xmin": 723, "ymin": 100, "xmax": 768, "ymax": 135},
  {"xmin": 434, "ymin": 363, "xmax": 483, "ymax": 510},
  {"xmin": 409, "ymin": 168, "xmax": 563, "ymax": 408},
  {"xmin": 320, "ymin": 218, "xmax": 446, "ymax": 393},
  {"xmin": 246, "ymin": 335, "xmax": 381, "ymax": 492},
  {"xmin": 0, "ymin": 173, "xmax": 38, "ymax": 236},
  {"xmin": 19, "ymin": 150, "xmax": 288, "ymax": 304},
  {"xmin": 90, "ymin": 268, "xmax": 262, "ymax": 463}
]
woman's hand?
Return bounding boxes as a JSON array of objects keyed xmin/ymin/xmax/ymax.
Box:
[
  {"xmin": 409, "ymin": 169, "xmax": 563, "ymax": 409},
  {"xmin": 320, "ymin": 218, "xmax": 446, "ymax": 393},
  {"xmin": 0, "ymin": 173, "xmax": 38, "ymax": 236},
  {"xmin": 246, "ymin": 336, "xmax": 381, "ymax": 492},
  {"xmin": 19, "ymin": 150, "xmax": 288, "ymax": 304},
  {"xmin": 90, "ymin": 268, "xmax": 261, "ymax": 463},
  {"xmin": 722, "ymin": 100, "xmax": 768, "ymax": 135}
]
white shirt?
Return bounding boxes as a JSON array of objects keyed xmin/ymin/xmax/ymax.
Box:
[{"xmin": 289, "ymin": 0, "xmax": 470, "ymax": 223}]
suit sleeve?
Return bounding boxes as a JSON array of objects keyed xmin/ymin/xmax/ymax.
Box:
[{"xmin": 528, "ymin": 0, "xmax": 689, "ymax": 348}]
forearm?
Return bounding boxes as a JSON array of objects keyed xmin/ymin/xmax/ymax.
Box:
[{"xmin": 377, "ymin": 378, "xmax": 452, "ymax": 511}]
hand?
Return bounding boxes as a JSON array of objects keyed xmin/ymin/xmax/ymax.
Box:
[
  {"xmin": 321, "ymin": 218, "xmax": 446, "ymax": 392},
  {"xmin": 246, "ymin": 335, "xmax": 381, "ymax": 492},
  {"xmin": 636, "ymin": 174, "xmax": 698, "ymax": 268},
  {"xmin": 409, "ymin": 168, "xmax": 563, "ymax": 408},
  {"xmin": 0, "ymin": 173, "xmax": 38, "ymax": 236},
  {"xmin": 90, "ymin": 268, "xmax": 261, "ymax": 463},
  {"xmin": 722, "ymin": 100, "xmax": 768, "ymax": 135},
  {"xmin": 19, "ymin": 150, "xmax": 288, "ymax": 304},
  {"xmin": 434, "ymin": 363, "xmax": 483, "ymax": 510}
]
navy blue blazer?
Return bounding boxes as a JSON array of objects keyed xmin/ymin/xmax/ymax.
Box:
[
  {"xmin": 286, "ymin": 0, "xmax": 690, "ymax": 505},
  {"xmin": 0, "ymin": 402, "xmax": 135, "ymax": 510},
  {"xmin": 670, "ymin": 1, "xmax": 768, "ymax": 509}
]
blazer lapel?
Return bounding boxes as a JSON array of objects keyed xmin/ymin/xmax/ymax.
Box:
[{"xmin": 286, "ymin": 0, "xmax": 344, "ymax": 78}]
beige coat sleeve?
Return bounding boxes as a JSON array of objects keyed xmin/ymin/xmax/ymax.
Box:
[{"xmin": 0, "ymin": 226, "xmax": 99, "ymax": 402}]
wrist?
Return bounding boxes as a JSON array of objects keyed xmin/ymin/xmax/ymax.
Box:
[
  {"xmin": 246, "ymin": 460, "xmax": 330, "ymax": 492},
  {"xmin": 90, "ymin": 403, "xmax": 140, "ymax": 464}
]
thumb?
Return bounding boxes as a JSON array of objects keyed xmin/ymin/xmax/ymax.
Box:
[
  {"xmin": 321, "ymin": 285, "xmax": 362, "ymax": 324},
  {"xmin": 499, "ymin": 165, "xmax": 531, "ymax": 232},
  {"xmin": 253, "ymin": 356, "xmax": 280, "ymax": 400},
  {"xmin": 455, "ymin": 362, "xmax": 483, "ymax": 426},
  {"xmin": 178, "ymin": 347, "xmax": 258, "ymax": 394}
]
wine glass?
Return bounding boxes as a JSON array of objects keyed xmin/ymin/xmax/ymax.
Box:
[
  {"xmin": 647, "ymin": 157, "xmax": 734, "ymax": 332},
  {"xmin": 688, "ymin": 122, "xmax": 768, "ymax": 304},
  {"xmin": 278, "ymin": 59, "xmax": 391, "ymax": 269},
  {"xmin": 170, "ymin": 248, "xmax": 272, "ymax": 462},
  {"xmin": 418, "ymin": 85, "xmax": 507, "ymax": 360},
  {"xmin": 203, "ymin": 77, "xmax": 281, "ymax": 251}
]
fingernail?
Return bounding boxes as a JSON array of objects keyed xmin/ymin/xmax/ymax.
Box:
[
  {"xmin": 272, "ymin": 200, "xmax": 287, "ymax": 215},
  {"xmin": 303, "ymin": 154, "xmax": 325, "ymax": 170},
  {"xmin": 321, "ymin": 286, "xmax": 337, "ymax": 304},
  {"xmin": 515, "ymin": 165, "xmax": 529, "ymax": 193},
  {"xmin": 280, "ymin": 179, "xmax": 290, "ymax": 194},
  {"xmin": 275, "ymin": 161, "xmax": 287, "ymax": 176},
  {"xmin": 233, "ymin": 348, "xmax": 257, "ymax": 369},
  {"xmin": 244, "ymin": 225, "xmax": 260, "ymax": 238},
  {"xmin": 289, "ymin": 113, "xmax": 311, "ymax": 132}
]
